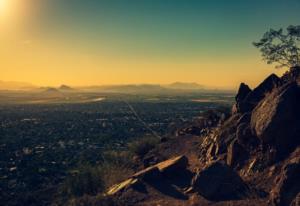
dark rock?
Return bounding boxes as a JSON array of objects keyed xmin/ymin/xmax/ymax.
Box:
[
  {"xmin": 236, "ymin": 123, "xmax": 259, "ymax": 149},
  {"xmin": 245, "ymin": 73, "xmax": 281, "ymax": 104},
  {"xmin": 237, "ymin": 113, "xmax": 251, "ymax": 125},
  {"xmin": 232, "ymin": 83, "xmax": 252, "ymax": 114},
  {"xmin": 191, "ymin": 161, "xmax": 249, "ymax": 201},
  {"xmin": 251, "ymin": 82, "xmax": 300, "ymax": 157},
  {"xmin": 236, "ymin": 83, "xmax": 252, "ymax": 102},
  {"xmin": 226, "ymin": 139, "xmax": 247, "ymax": 167},
  {"xmin": 156, "ymin": 155, "xmax": 188, "ymax": 176},
  {"xmin": 214, "ymin": 114, "xmax": 240, "ymax": 155},
  {"xmin": 132, "ymin": 166, "xmax": 161, "ymax": 181},
  {"xmin": 236, "ymin": 74, "xmax": 281, "ymax": 113},
  {"xmin": 270, "ymin": 155, "xmax": 300, "ymax": 206}
]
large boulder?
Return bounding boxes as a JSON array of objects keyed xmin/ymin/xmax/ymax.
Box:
[
  {"xmin": 106, "ymin": 155, "xmax": 188, "ymax": 196},
  {"xmin": 251, "ymin": 82, "xmax": 300, "ymax": 156},
  {"xmin": 191, "ymin": 161, "xmax": 249, "ymax": 201},
  {"xmin": 270, "ymin": 152, "xmax": 300, "ymax": 206}
]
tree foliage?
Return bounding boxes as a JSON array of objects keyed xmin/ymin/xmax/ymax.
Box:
[{"xmin": 253, "ymin": 25, "xmax": 300, "ymax": 69}]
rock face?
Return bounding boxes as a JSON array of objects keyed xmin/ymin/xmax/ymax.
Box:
[
  {"xmin": 191, "ymin": 162, "xmax": 249, "ymax": 201},
  {"xmin": 270, "ymin": 152, "xmax": 300, "ymax": 206},
  {"xmin": 251, "ymin": 82, "xmax": 300, "ymax": 156},
  {"xmin": 232, "ymin": 83, "xmax": 252, "ymax": 113},
  {"xmin": 234, "ymin": 74, "xmax": 281, "ymax": 113},
  {"xmin": 226, "ymin": 139, "xmax": 246, "ymax": 167}
]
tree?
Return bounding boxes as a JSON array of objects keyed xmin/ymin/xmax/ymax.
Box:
[{"xmin": 253, "ymin": 25, "xmax": 300, "ymax": 69}]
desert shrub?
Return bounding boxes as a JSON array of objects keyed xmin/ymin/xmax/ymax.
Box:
[
  {"xmin": 128, "ymin": 136, "xmax": 160, "ymax": 157},
  {"xmin": 60, "ymin": 151, "xmax": 134, "ymax": 199},
  {"xmin": 100, "ymin": 151, "xmax": 134, "ymax": 188},
  {"xmin": 61, "ymin": 165, "xmax": 105, "ymax": 197}
]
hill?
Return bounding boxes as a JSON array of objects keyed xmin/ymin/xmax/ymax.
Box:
[
  {"xmin": 59, "ymin": 84, "xmax": 74, "ymax": 91},
  {"xmin": 94, "ymin": 67, "xmax": 300, "ymax": 206},
  {"xmin": 165, "ymin": 82, "xmax": 204, "ymax": 90}
]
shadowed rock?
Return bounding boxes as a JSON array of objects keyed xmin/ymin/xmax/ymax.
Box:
[
  {"xmin": 234, "ymin": 74, "xmax": 281, "ymax": 113},
  {"xmin": 251, "ymin": 82, "xmax": 300, "ymax": 157},
  {"xmin": 270, "ymin": 151, "xmax": 300, "ymax": 206},
  {"xmin": 232, "ymin": 83, "xmax": 252, "ymax": 113},
  {"xmin": 227, "ymin": 139, "xmax": 247, "ymax": 167},
  {"xmin": 191, "ymin": 161, "xmax": 249, "ymax": 201}
]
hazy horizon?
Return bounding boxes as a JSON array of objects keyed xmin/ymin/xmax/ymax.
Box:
[
  {"xmin": 0, "ymin": 80, "xmax": 237, "ymax": 91},
  {"xmin": 1, "ymin": 0, "xmax": 299, "ymax": 88}
]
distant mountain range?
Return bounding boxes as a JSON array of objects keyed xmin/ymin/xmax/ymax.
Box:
[
  {"xmin": 0, "ymin": 81, "xmax": 233, "ymax": 93},
  {"xmin": 80, "ymin": 82, "xmax": 207, "ymax": 93},
  {"xmin": 165, "ymin": 82, "xmax": 205, "ymax": 90}
]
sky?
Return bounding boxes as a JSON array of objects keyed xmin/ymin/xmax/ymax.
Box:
[{"xmin": 0, "ymin": 0, "xmax": 300, "ymax": 89}]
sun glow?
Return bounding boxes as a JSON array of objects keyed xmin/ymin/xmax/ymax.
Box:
[{"xmin": 0, "ymin": 0, "xmax": 7, "ymax": 14}]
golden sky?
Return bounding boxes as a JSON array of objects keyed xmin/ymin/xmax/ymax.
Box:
[{"xmin": 0, "ymin": 0, "xmax": 297, "ymax": 89}]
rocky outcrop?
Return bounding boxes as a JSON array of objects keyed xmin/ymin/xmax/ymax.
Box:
[
  {"xmin": 251, "ymin": 82, "xmax": 300, "ymax": 157},
  {"xmin": 191, "ymin": 161, "xmax": 249, "ymax": 201},
  {"xmin": 233, "ymin": 74, "xmax": 281, "ymax": 113},
  {"xmin": 105, "ymin": 67, "xmax": 300, "ymax": 206},
  {"xmin": 232, "ymin": 83, "xmax": 252, "ymax": 113},
  {"xmin": 270, "ymin": 150, "xmax": 300, "ymax": 206},
  {"xmin": 226, "ymin": 139, "xmax": 247, "ymax": 167}
]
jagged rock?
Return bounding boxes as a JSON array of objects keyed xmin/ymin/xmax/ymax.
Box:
[
  {"xmin": 251, "ymin": 82, "xmax": 300, "ymax": 157},
  {"xmin": 226, "ymin": 139, "xmax": 246, "ymax": 167},
  {"xmin": 191, "ymin": 161, "xmax": 249, "ymax": 201},
  {"xmin": 270, "ymin": 154, "xmax": 300, "ymax": 206},
  {"xmin": 232, "ymin": 83, "xmax": 252, "ymax": 113},
  {"xmin": 236, "ymin": 83, "xmax": 252, "ymax": 102},
  {"xmin": 235, "ymin": 74, "xmax": 281, "ymax": 113}
]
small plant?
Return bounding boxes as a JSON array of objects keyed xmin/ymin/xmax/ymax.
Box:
[
  {"xmin": 61, "ymin": 165, "xmax": 105, "ymax": 197},
  {"xmin": 128, "ymin": 136, "xmax": 160, "ymax": 157}
]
